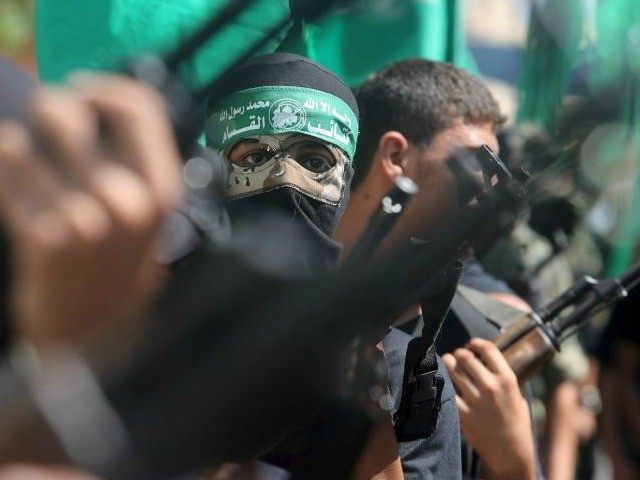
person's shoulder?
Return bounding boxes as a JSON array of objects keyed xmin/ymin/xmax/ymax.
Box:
[
  {"xmin": 460, "ymin": 258, "xmax": 512, "ymax": 294},
  {"xmin": 383, "ymin": 326, "xmax": 413, "ymax": 356}
]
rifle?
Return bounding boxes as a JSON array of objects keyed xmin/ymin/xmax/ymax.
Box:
[
  {"xmin": 0, "ymin": 0, "xmax": 354, "ymax": 352},
  {"xmin": 0, "ymin": 3, "xmax": 531, "ymax": 480},
  {"xmin": 344, "ymin": 175, "xmax": 418, "ymax": 270},
  {"xmin": 494, "ymin": 264, "xmax": 640, "ymax": 383},
  {"xmin": 0, "ymin": 138, "xmax": 528, "ymax": 480}
]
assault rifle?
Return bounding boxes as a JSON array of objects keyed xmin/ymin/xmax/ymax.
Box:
[
  {"xmin": 0, "ymin": 140, "xmax": 528, "ymax": 480},
  {"xmin": 494, "ymin": 264, "xmax": 640, "ymax": 383},
  {"xmin": 0, "ymin": 2, "xmax": 531, "ymax": 479}
]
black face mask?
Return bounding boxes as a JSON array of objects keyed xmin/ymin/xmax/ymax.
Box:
[{"xmin": 226, "ymin": 164, "xmax": 353, "ymax": 272}]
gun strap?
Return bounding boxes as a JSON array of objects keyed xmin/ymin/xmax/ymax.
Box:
[{"xmin": 394, "ymin": 265, "xmax": 461, "ymax": 441}]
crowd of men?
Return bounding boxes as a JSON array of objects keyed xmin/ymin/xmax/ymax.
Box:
[{"xmin": 0, "ymin": 30, "xmax": 638, "ymax": 480}]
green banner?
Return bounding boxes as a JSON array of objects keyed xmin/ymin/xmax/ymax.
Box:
[
  {"xmin": 35, "ymin": 0, "xmax": 289, "ymax": 90},
  {"xmin": 516, "ymin": 0, "xmax": 585, "ymax": 127},
  {"xmin": 277, "ymin": 0, "xmax": 476, "ymax": 87},
  {"xmin": 206, "ymin": 86, "xmax": 359, "ymax": 160},
  {"xmin": 594, "ymin": 0, "xmax": 640, "ymax": 274}
]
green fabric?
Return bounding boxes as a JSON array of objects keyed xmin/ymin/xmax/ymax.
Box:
[
  {"xmin": 277, "ymin": 0, "xmax": 477, "ymax": 87},
  {"xmin": 515, "ymin": 0, "xmax": 640, "ymax": 275},
  {"xmin": 206, "ymin": 86, "xmax": 359, "ymax": 160},
  {"xmin": 590, "ymin": 0, "xmax": 640, "ymax": 90},
  {"xmin": 516, "ymin": 0, "xmax": 585, "ymax": 127},
  {"xmin": 35, "ymin": 0, "xmax": 289, "ymax": 90},
  {"xmin": 593, "ymin": 0, "xmax": 640, "ymax": 275}
]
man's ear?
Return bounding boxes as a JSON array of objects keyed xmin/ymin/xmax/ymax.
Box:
[{"xmin": 375, "ymin": 131, "xmax": 410, "ymax": 181}]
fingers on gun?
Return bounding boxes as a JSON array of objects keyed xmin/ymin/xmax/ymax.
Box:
[
  {"xmin": 442, "ymin": 353, "xmax": 478, "ymax": 421},
  {"xmin": 442, "ymin": 351, "xmax": 481, "ymax": 402},
  {"xmin": 71, "ymin": 74, "xmax": 182, "ymax": 216},
  {"xmin": 0, "ymin": 120, "xmax": 94, "ymax": 251},
  {"xmin": 0, "ymin": 79, "xmax": 182, "ymax": 252},
  {"xmin": 443, "ymin": 339, "xmax": 517, "ymax": 403},
  {"xmin": 466, "ymin": 338, "xmax": 516, "ymax": 382},
  {"xmin": 31, "ymin": 86, "xmax": 134, "ymax": 237},
  {"xmin": 30, "ymin": 88, "xmax": 113, "ymax": 244}
]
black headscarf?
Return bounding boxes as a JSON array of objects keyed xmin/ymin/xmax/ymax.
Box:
[{"xmin": 218, "ymin": 53, "xmax": 359, "ymax": 269}]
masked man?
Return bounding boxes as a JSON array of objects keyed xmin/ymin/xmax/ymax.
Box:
[
  {"xmin": 206, "ymin": 52, "xmax": 358, "ymax": 270},
  {"xmin": 206, "ymin": 52, "xmax": 404, "ymax": 480}
]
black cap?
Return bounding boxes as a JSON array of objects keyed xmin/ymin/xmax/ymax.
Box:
[{"xmin": 212, "ymin": 52, "xmax": 358, "ymax": 120}]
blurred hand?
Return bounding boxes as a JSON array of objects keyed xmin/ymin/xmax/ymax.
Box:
[
  {"xmin": 443, "ymin": 338, "xmax": 535, "ymax": 480},
  {"xmin": 575, "ymin": 404, "xmax": 597, "ymax": 441},
  {"xmin": 0, "ymin": 74, "xmax": 181, "ymax": 350}
]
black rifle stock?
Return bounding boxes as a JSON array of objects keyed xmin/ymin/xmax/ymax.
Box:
[
  {"xmin": 0, "ymin": 2, "xmax": 534, "ymax": 477},
  {"xmin": 0, "ymin": 141, "xmax": 528, "ymax": 479}
]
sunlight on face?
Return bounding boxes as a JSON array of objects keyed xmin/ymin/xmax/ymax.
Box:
[
  {"xmin": 424, "ymin": 120, "xmax": 500, "ymax": 168},
  {"xmin": 227, "ymin": 135, "xmax": 339, "ymax": 174}
]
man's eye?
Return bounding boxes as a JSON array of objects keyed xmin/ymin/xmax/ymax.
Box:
[
  {"xmin": 298, "ymin": 154, "xmax": 334, "ymax": 173},
  {"xmin": 237, "ymin": 150, "xmax": 272, "ymax": 168}
]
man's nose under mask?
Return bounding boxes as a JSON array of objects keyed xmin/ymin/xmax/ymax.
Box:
[{"xmin": 226, "ymin": 188, "xmax": 346, "ymax": 270}]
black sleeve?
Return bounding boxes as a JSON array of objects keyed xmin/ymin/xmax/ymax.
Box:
[
  {"xmin": 597, "ymin": 288, "xmax": 640, "ymax": 366},
  {"xmin": 459, "ymin": 258, "xmax": 512, "ymax": 294}
]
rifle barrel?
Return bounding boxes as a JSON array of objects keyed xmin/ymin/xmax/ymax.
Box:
[{"xmin": 620, "ymin": 262, "xmax": 640, "ymax": 291}]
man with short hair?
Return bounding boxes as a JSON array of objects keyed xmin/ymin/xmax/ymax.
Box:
[{"xmin": 336, "ymin": 59, "xmax": 537, "ymax": 480}]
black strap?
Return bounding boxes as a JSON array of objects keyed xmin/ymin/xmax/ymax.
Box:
[
  {"xmin": 393, "ymin": 337, "xmax": 444, "ymax": 441},
  {"xmin": 393, "ymin": 264, "xmax": 461, "ymax": 441}
]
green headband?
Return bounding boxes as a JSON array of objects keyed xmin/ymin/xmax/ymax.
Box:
[{"xmin": 206, "ymin": 86, "xmax": 359, "ymax": 160}]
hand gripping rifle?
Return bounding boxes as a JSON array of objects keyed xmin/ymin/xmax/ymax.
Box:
[
  {"xmin": 494, "ymin": 264, "xmax": 640, "ymax": 384},
  {"xmin": 0, "ymin": 0, "xmax": 354, "ymax": 352},
  {"xmin": 0, "ymin": 139, "xmax": 528, "ymax": 480},
  {"xmin": 390, "ymin": 145, "xmax": 530, "ymax": 440},
  {"xmin": 0, "ymin": 4, "xmax": 532, "ymax": 478}
]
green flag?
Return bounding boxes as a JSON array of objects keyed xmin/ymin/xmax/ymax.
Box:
[
  {"xmin": 591, "ymin": 0, "xmax": 640, "ymax": 274},
  {"xmin": 35, "ymin": 0, "xmax": 289, "ymax": 90},
  {"xmin": 516, "ymin": 0, "xmax": 586, "ymax": 127},
  {"xmin": 591, "ymin": 0, "xmax": 640, "ymax": 90},
  {"xmin": 278, "ymin": 0, "xmax": 476, "ymax": 86}
]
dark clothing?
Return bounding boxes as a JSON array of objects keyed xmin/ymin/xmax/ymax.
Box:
[
  {"xmin": 597, "ymin": 287, "xmax": 640, "ymax": 367},
  {"xmin": 384, "ymin": 327, "xmax": 462, "ymax": 480},
  {"xmin": 597, "ymin": 288, "xmax": 640, "ymax": 469},
  {"xmin": 459, "ymin": 258, "xmax": 511, "ymax": 294}
]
